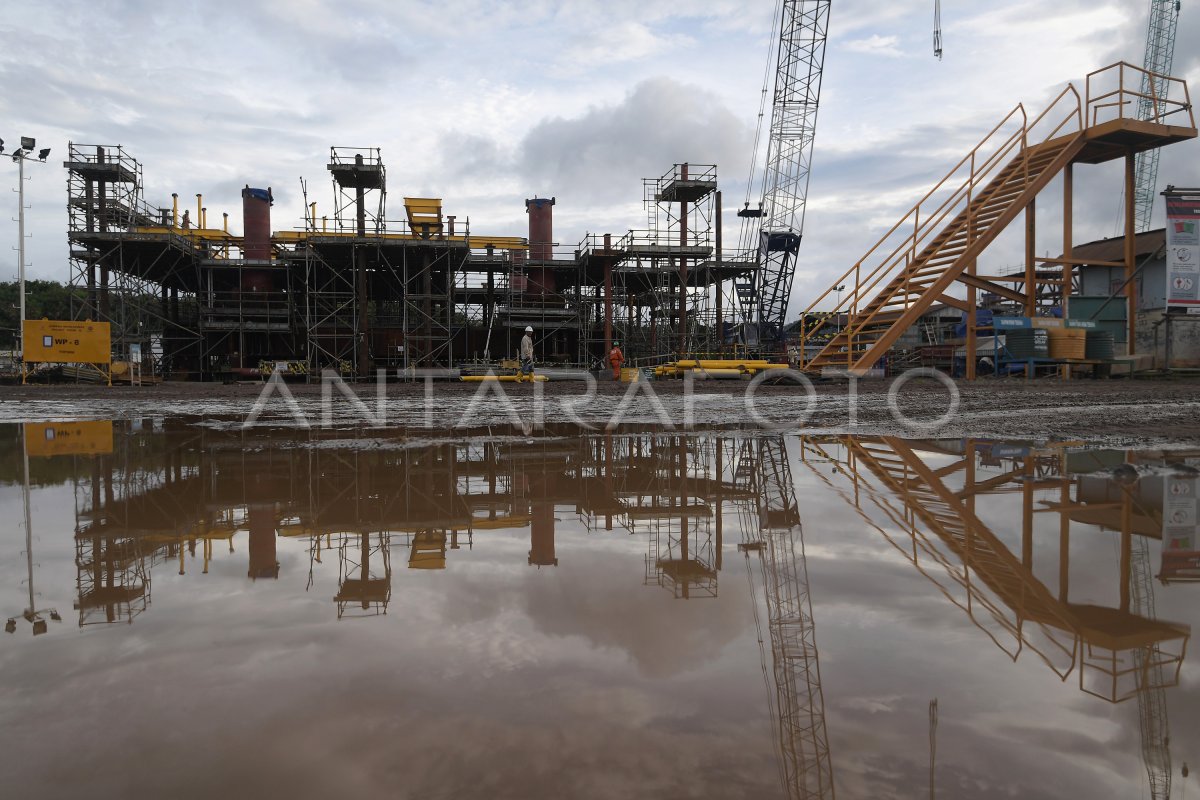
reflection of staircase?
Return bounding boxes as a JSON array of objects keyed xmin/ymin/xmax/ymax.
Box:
[{"xmin": 848, "ymin": 438, "xmax": 1076, "ymax": 631}]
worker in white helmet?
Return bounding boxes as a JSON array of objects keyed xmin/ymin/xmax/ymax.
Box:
[{"xmin": 519, "ymin": 326, "xmax": 535, "ymax": 378}]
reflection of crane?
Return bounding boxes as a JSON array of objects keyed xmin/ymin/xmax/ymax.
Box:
[
  {"xmin": 1126, "ymin": 472, "xmax": 1173, "ymax": 800},
  {"xmin": 1129, "ymin": 6, "xmax": 1183, "ymax": 792},
  {"xmin": 739, "ymin": 1, "xmax": 832, "ymax": 343},
  {"xmin": 738, "ymin": 438, "xmax": 834, "ymax": 798},
  {"xmin": 1133, "ymin": 0, "xmax": 1182, "ymax": 231}
]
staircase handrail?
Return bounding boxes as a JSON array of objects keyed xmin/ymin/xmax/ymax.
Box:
[{"xmin": 799, "ymin": 84, "xmax": 1084, "ymax": 354}]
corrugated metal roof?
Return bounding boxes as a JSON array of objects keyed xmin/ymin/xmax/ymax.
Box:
[{"xmin": 1056, "ymin": 228, "xmax": 1165, "ymax": 266}]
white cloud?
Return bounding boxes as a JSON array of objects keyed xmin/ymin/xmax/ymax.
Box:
[
  {"xmin": 844, "ymin": 34, "xmax": 904, "ymax": 58},
  {"xmin": 0, "ymin": 0, "xmax": 1195, "ymax": 324}
]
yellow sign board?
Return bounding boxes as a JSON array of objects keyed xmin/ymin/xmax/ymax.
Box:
[
  {"xmin": 24, "ymin": 421, "xmax": 114, "ymax": 457},
  {"xmin": 22, "ymin": 319, "xmax": 111, "ymax": 365}
]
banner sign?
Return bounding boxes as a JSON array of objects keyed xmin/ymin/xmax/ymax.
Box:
[
  {"xmin": 1162, "ymin": 471, "xmax": 1200, "ymax": 581},
  {"xmin": 1166, "ymin": 193, "xmax": 1200, "ymax": 310},
  {"xmin": 24, "ymin": 421, "xmax": 114, "ymax": 457},
  {"xmin": 22, "ymin": 320, "xmax": 111, "ymax": 365}
]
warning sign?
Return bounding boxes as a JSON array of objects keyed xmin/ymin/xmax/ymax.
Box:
[
  {"xmin": 24, "ymin": 421, "xmax": 114, "ymax": 457},
  {"xmin": 1166, "ymin": 193, "xmax": 1200, "ymax": 310},
  {"xmin": 1161, "ymin": 471, "xmax": 1200, "ymax": 581},
  {"xmin": 22, "ymin": 320, "xmax": 111, "ymax": 365}
]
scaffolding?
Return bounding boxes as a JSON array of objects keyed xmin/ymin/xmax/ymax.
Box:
[
  {"xmin": 61, "ymin": 141, "xmax": 774, "ymax": 377},
  {"xmin": 579, "ymin": 164, "xmax": 757, "ymax": 366}
]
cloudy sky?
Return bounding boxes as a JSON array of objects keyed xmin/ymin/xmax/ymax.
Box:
[{"xmin": 1, "ymin": 0, "xmax": 1197, "ymax": 318}]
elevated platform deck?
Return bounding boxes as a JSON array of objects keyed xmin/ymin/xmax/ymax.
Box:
[
  {"xmin": 328, "ymin": 161, "xmax": 383, "ymax": 189},
  {"xmin": 62, "ymin": 160, "xmax": 139, "ymax": 183},
  {"xmin": 656, "ymin": 178, "xmax": 717, "ymax": 203},
  {"xmin": 1073, "ymin": 117, "xmax": 1196, "ymax": 165}
]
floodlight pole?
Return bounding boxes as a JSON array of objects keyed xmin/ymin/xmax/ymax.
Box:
[
  {"xmin": 8, "ymin": 142, "xmax": 46, "ymax": 359},
  {"xmin": 16, "ymin": 151, "xmax": 25, "ymax": 357}
]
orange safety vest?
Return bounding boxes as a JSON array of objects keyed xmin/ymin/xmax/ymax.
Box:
[{"xmin": 608, "ymin": 347, "xmax": 624, "ymax": 365}]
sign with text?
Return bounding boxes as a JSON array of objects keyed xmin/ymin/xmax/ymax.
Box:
[
  {"xmin": 1166, "ymin": 192, "xmax": 1200, "ymax": 310},
  {"xmin": 1162, "ymin": 471, "xmax": 1200, "ymax": 581},
  {"xmin": 22, "ymin": 320, "xmax": 111, "ymax": 364},
  {"xmin": 24, "ymin": 421, "xmax": 114, "ymax": 457}
]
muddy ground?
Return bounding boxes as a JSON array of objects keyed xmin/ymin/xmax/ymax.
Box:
[{"xmin": 2, "ymin": 374, "xmax": 1199, "ymax": 448}]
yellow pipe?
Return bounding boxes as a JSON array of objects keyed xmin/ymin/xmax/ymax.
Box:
[
  {"xmin": 322, "ymin": 216, "xmax": 327, "ymax": 233},
  {"xmin": 223, "ymin": 212, "xmax": 229, "ymax": 233},
  {"xmin": 676, "ymin": 359, "xmax": 774, "ymax": 369},
  {"xmin": 461, "ymin": 374, "xmax": 548, "ymax": 382},
  {"xmin": 691, "ymin": 368, "xmax": 744, "ymax": 379},
  {"xmin": 201, "ymin": 207, "xmax": 207, "ymax": 229},
  {"xmin": 171, "ymin": 193, "xmax": 179, "ymax": 227},
  {"xmin": 195, "ymin": 194, "xmax": 202, "ymax": 225},
  {"xmin": 309, "ymin": 202, "xmax": 317, "ymax": 230}
]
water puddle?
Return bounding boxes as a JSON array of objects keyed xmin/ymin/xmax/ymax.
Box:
[{"xmin": 0, "ymin": 420, "xmax": 1195, "ymax": 798}]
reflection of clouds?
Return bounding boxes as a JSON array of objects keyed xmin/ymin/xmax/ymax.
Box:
[
  {"xmin": 435, "ymin": 538, "xmax": 756, "ymax": 680},
  {"xmin": 4, "ymin": 431, "xmax": 1200, "ymax": 798}
]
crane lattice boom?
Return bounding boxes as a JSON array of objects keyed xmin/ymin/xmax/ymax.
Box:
[
  {"xmin": 1133, "ymin": 0, "xmax": 1181, "ymax": 231},
  {"xmin": 743, "ymin": 0, "xmax": 831, "ymax": 340}
]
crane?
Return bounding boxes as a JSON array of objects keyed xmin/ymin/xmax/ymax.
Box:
[
  {"xmin": 1133, "ymin": 0, "xmax": 1182, "ymax": 231},
  {"xmin": 738, "ymin": 437, "xmax": 834, "ymax": 798},
  {"xmin": 738, "ymin": 0, "xmax": 832, "ymax": 345},
  {"xmin": 933, "ymin": 0, "xmax": 943, "ymax": 60}
]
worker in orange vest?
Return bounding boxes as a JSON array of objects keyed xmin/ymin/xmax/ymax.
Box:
[{"xmin": 608, "ymin": 341, "xmax": 625, "ymax": 381}]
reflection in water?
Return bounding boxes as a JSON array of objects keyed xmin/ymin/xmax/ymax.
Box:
[
  {"xmin": 5, "ymin": 422, "xmax": 1197, "ymax": 798},
  {"xmin": 737, "ymin": 438, "xmax": 834, "ymax": 799},
  {"xmin": 5, "ymin": 427, "xmax": 63, "ymax": 634},
  {"xmin": 799, "ymin": 436, "xmax": 1194, "ymax": 799}
]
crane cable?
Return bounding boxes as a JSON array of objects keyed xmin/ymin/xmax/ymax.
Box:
[
  {"xmin": 739, "ymin": 0, "xmax": 786, "ymax": 258},
  {"xmin": 933, "ymin": 0, "xmax": 943, "ymax": 60}
]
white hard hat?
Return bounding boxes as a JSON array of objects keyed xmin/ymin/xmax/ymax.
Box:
[{"xmin": 525, "ymin": 326, "xmax": 533, "ymax": 333}]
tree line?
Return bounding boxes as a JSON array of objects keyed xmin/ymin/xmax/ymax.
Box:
[{"xmin": 0, "ymin": 280, "xmax": 84, "ymax": 349}]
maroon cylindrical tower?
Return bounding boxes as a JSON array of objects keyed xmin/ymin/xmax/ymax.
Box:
[
  {"xmin": 525, "ymin": 196, "xmax": 554, "ymax": 259},
  {"xmin": 525, "ymin": 196, "xmax": 556, "ymax": 296},
  {"xmin": 247, "ymin": 503, "xmax": 279, "ymax": 580},
  {"xmin": 241, "ymin": 186, "xmax": 273, "ymax": 292}
]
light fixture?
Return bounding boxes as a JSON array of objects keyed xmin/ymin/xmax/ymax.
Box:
[
  {"xmin": 32, "ymin": 619, "xmax": 47, "ymax": 636},
  {"xmin": 0, "ymin": 138, "xmax": 5, "ymax": 154},
  {"xmin": 37, "ymin": 148, "xmax": 50, "ymax": 161},
  {"xmin": 20, "ymin": 136, "xmax": 34, "ymax": 150},
  {"xmin": 11, "ymin": 148, "xmax": 23, "ymax": 161},
  {"xmin": 4, "ymin": 618, "xmax": 14, "ymax": 634},
  {"xmin": 49, "ymin": 610, "xmax": 61, "ymax": 622}
]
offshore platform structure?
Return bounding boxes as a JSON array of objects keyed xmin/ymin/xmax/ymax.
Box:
[
  {"xmin": 61, "ymin": 142, "xmax": 758, "ymax": 376},
  {"xmin": 737, "ymin": 0, "xmax": 832, "ymax": 346},
  {"xmin": 63, "ymin": 144, "xmax": 532, "ymax": 379}
]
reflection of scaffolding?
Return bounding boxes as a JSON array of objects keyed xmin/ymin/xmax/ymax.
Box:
[
  {"xmin": 638, "ymin": 436, "xmax": 718, "ymax": 599},
  {"xmin": 334, "ymin": 533, "xmax": 392, "ymax": 618},
  {"xmin": 74, "ymin": 531, "xmax": 150, "ymax": 626}
]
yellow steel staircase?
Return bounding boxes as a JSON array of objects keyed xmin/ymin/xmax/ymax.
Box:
[{"xmin": 799, "ymin": 63, "xmax": 1196, "ymax": 374}]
